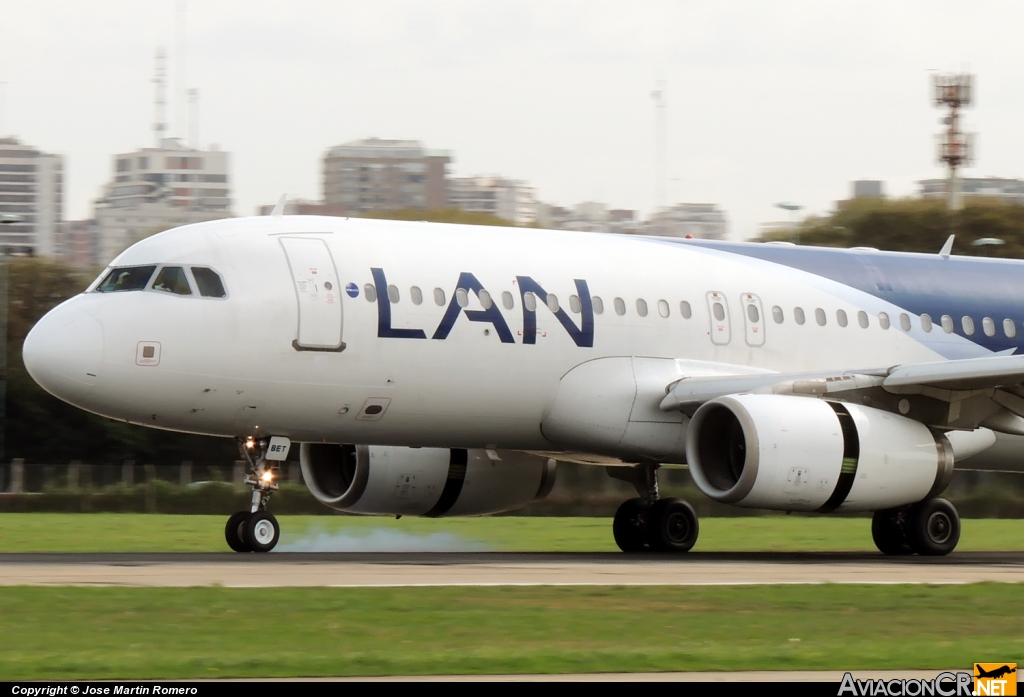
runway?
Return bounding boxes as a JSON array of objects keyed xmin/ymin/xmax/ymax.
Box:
[{"xmin": 2, "ymin": 551, "xmax": 1024, "ymax": 587}]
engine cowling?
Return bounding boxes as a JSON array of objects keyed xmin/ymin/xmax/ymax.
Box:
[
  {"xmin": 686, "ymin": 394, "xmax": 954, "ymax": 512},
  {"xmin": 300, "ymin": 444, "xmax": 557, "ymax": 517}
]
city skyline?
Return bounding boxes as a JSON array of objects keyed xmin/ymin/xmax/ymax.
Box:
[{"xmin": 2, "ymin": 2, "xmax": 1024, "ymax": 239}]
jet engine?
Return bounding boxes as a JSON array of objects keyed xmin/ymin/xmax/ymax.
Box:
[
  {"xmin": 685, "ymin": 394, "xmax": 954, "ymax": 512},
  {"xmin": 300, "ymin": 444, "xmax": 557, "ymax": 517}
]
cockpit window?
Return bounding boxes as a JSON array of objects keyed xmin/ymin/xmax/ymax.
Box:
[
  {"xmin": 151, "ymin": 266, "xmax": 192, "ymax": 295},
  {"xmin": 95, "ymin": 266, "xmax": 157, "ymax": 293},
  {"xmin": 191, "ymin": 267, "xmax": 227, "ymax": 298}
]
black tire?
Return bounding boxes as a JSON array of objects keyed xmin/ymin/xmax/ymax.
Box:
[
  {"xmin": 648, "ymin": 498, "xmax": 699, "ymax": 553},
  {"xmin": 225, "ymin": 511, "xmax": 251, "ymax": 553},
  {"xmin": 871, "ymin": 508, "xmax": 912, "ymax": 556},
  {"xmin": 906, "ymin": 498, "xmax": 960, "ymax": 556},
  {"xmin": 245, "ymin": 511, "xmax": 281, "ymax": 553},
  {"xmin": 613, "ymin": 498, "xmax": 649, "ymax": 553}
]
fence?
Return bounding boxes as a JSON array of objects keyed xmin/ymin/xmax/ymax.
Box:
[{"xmin": 2, "ymin": 459, "xmax": 1024, "ymax": 517}]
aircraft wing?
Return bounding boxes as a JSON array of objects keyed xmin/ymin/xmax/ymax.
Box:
[
  {"xmin": 660, "ymin": 354, "xmax": 1024, "ymax": 435},
  {"xmin": 883, "ymin": 354, "xmax": 1024, "ymax": 391}
]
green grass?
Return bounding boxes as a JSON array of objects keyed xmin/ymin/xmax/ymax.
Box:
[
  {"xmin": 1, "ymin": 513, "xmax": 1023, "ymax": 553},
  {"xmin": 0, "ymin": 584, "xmax": 1020, "ymax": 678}
]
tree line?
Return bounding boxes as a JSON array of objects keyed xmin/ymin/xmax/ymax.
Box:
[{"xmin": 762, "ymin": 197, "xmax": 1024, "ymax": 257}]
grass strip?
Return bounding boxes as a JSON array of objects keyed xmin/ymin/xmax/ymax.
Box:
[
  {"xmin": 0, "ymin": 584, "xmax": 1020, "ymax": 679},
  {"xmin": 1, "ymin": 513, "xmax": 1023, "ymax": 553}
]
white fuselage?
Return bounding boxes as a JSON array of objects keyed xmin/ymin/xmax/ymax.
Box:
[{"xmin": 24, "ymin": 216, "xmax": 971, "ymax": 457}]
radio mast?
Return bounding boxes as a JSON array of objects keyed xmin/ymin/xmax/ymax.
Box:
[
  {"xmin": 153, "ymin": 49, "xmax": 167, "ymax": 147},
  {"xmin": 932, "ymin": 73, "xmax": 975, "ymax": 211},
  {"xmin": 651, "ymin": 79, "xmax": 667, "ymax": 232}
]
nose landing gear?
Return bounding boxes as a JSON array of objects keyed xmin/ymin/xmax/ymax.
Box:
[
  {"xmin": 224, "ymin": 437, "xmax": 282, "ymax": 553},
  {"xmin": 608, "ymin": 464, "xmax": 699, "ymax": 553}
]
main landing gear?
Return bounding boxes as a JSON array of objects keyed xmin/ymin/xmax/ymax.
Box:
[
  {"xmin": 225, "ymin": 437, "xmax": 282, "ymax": 553},
  {"xmin": 871, "ymin": 498, "xmax": 961, "ymax": 556},
  {"xmin": 608, "ymin": 464, "xmax": 699, "ymax": 553}
]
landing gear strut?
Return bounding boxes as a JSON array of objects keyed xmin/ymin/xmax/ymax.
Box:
[
  {"xmin": 872, "ymin": 498, "xmax": 960, "ymax": 557},
  {"xmin": 225, "ymin": 437, "xmax": 282, "ymax": 553},
  {"xmin": 608, "ymin": 464, "xmax": 699, "ymax": 553}
]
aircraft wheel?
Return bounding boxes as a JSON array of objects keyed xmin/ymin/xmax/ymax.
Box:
[
  {"xmin": 871, "ymin": 508, "xmax": 912, "ymax": 556},
  {"xmin": 648, "ymin": 498, "xmax": 699, "ymax": 553},
  {"xmin": 245, "ymin": 511, "xmax": 281, "ymax": 553},
  {"xmin": 225, "ymin": 511, "xmax": 251, "ymax": 553},
  {"xmin": 906, "ymin": 498, "xmax": 960, "ymax": 556},
  {"xmin": 613, "ymin": 498, "xmax": 649, "ymax": 553}
]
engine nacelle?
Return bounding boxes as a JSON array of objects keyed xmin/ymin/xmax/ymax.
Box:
[
  {"xmin": 300, "ymin": 444, "xmax": 557, "ymax": 517},
  {"xmin": 686, "ymin": 394, "xmax": 954, "ymax": 512}
]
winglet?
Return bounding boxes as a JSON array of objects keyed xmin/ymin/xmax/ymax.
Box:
[
  {"xmin": 939, "ymin": 234, "xmax": 954, "ymax": 259},
  {"xmin": 271, "ymin": 193, "xmax": 288, "ymax": 217}
]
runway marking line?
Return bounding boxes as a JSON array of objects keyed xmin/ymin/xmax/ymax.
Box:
[{"xmin": 6, "ymin": 580, "xmax": 994, "ymax": 589}]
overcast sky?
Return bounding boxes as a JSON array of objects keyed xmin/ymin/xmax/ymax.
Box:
[{"xmin": 2, "ymin": 1, "xmax": 1022, "ymax": 239}]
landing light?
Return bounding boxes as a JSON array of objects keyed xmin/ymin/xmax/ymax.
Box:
[{"xmin": 261, "ymin": 471, "xmax": 274, "ymax": 483}]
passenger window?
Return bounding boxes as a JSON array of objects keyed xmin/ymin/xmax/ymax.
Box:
[
  {"xmin": 921, "ymin": 314, "xmax": 933, "ymax": 332},
  {"xmin": 983, "ymin": 317, "xmax": 996, "ymax": 337},
  {"xmin": 433, "ymin": 288, "xmax": 445, "ymax": 306},
  {"xmin": 815, "ymin": 308, "xmax": 826, "ymax": 326},
  {"xmin": 592, "ymin": 296, "xmax": 604, "ymax": 315},
  {"xmin": 95, "ymin": 265, "xmax": 157, "ymax": 293},
  {"xmin": 941, "ymin": 315, "xmax": 954, "ymax": 333},
  {"xmin": 387, "ymin": 285, "xmax": 400, "ymax": 303},
  {"xmin": 658, "ymin": 299, "xmax": 670, "ymax": 318},
  {"xmin": 191, "ymin": 267, "xmax": 226, "ymax": 298},
  {"xmin": 680, "ymin": 301, "xmax": 692, "ymax": 319},
  {"xmin": 747, "ymin": 303, "xmax": 760, "ymax": 323},
  {"xmin": 836, "ymin": 309, "xmax": 848, "ymax": 327},
  {"xmin": 713, "ymin": 302, "xmax": 725, "ymax": 321},
  {"xmin": 364, "ymin": 283, "xmax": 377, "ymax": 302},
  {"xmin": 636, "ymin": 299, "xmax": 648, "ymax": 317},
  {"xmin": 570, "ymin": 295, "xmax": 582, "ymax": 314},
  {"xmin": 525, "ymin": 292, "xmax": 538, "ymax": 312},
  {"xmin": 900, "ymin": 313, "xmax": 911, "ymax": 332},
  {"xmin": 1004, "ymin": 319, "xmax": 1017, "ymax": 338},
  {"xmin": 962, "ymin": 316, "xmax": 975, "ymax": 336},
  {"xmin": 151, "ymin": 266, "xmax": 192, "ymax": 295},
  {"xmin": 858, "ymin": 311, "xmax": 869, "ymax": 328},
  {"xmin": 878, "ymin": 312, "xmax": 890, "ymax": 330},
  {"xmin": 772, "ymin": 306, "xmax": 784, "ymax": 324},
  {"xmin": 794, "ymin": 307, "xmax": 806, "ymax": 325},
  {"xmin": 479, "ymin": 289, "xmax": 493, "ymax": 310},
  {"xmin": 547, "ymin": 294, "xmax": 559, "ymax": 312},
  {"xmin": 456, "ymin": 288, "xmax": 470, "ymax": 308},
  {"xmin": 502, "ymin": 291, "xmax": 514, "ymax": 310},
  {"xmin": 614, "ymin": 297, "xmax": 626, "ymax": 316},
  {"xmin": 410, "ymin": 286, "xmax": 423, "ymax": 305}
]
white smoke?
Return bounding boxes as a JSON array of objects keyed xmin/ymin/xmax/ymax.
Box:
[{"xmin": 276, "ymin": 526, "xmax": 490, "ymax": 553}]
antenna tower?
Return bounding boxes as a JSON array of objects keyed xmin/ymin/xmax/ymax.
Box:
[
  {"xmin": 651, "ymin": 80, "xmax": 667, "ymax": 218},
  {"xmin": 177, "ymin": 0, "xmax": 187, "ymax": 142},
  {"xmin": 188, "ymin": 88, "xmax": 199, "ymax": 149},
  {"xmin": 932, "ymin": 73, "xmax": 975, "ymax": 211},
  {"xmin": 153, "ymin": 49, "xmax": 167, "ymax": 146}
]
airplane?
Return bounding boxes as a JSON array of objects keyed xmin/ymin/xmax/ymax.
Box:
[
  {"xmin": 976, "ymin": 665, "xmax": 1017, "ymax": 680},
  {"xmin": 21, "ymin": 213, "xmax": 1024, "ymax": 555}
]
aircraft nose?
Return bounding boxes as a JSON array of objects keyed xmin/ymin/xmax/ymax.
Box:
[{"xmin": 23, "ymin": 305, "xmax": 105, "ymax": 406}]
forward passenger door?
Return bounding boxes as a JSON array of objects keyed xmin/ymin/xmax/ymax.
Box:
[{"xmin": 279, "ymin": 237, "xmax": 345, "ymax": 352}]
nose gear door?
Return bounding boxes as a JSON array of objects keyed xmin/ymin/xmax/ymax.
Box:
[{"xmin": 279, "ymin": 237, "xmax": 345, "ymax": 352}]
